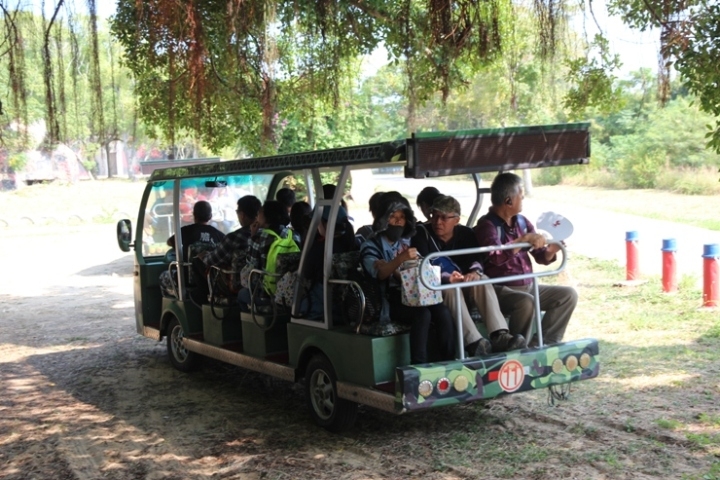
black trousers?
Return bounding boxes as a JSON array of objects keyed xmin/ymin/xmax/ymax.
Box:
[{"xmin": 388, "ymin": 288, "xmax": 455, "ymax": 364}]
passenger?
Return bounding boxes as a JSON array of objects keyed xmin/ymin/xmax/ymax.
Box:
[
  {"xmin": 354, "ymin": 191, "xmax": 385, "ymax": 245},
  {"xmin": 360, "ymin": 196, "xmax": 455, "ymax": 364},
  {"xmin": 290, "ymin": 201, "xmax": 312, "ymax": 246},
  {"xmin": 416, "ymin": 186, "xmax": 442, "ymax": 223},
  {"xmin": 302, "ymin": 205, "xmax": 358, "ymax": 318},
  {"xmin": 411, "ymin": 195, "xmax": 526, "ymax": 355},
  {"xmin": 159, "ymin": 200, "xmax": 225, "ymax": 298},
  {"xmin": 322, "ymin": 183, "xmax": 349, "ymax": 213},
  {"xmin": 237, "ymin": 200, "xmax": 291, "ymax": 312},
  {"xmin": 474, "ymin": 172, "xmax": 577, "ymax": 346},
  {"xmin": 276, "ymin": 187, "xmax": 296, "ymax": 215},
  {"xmin": 323, "ymin": 183, "xmax": 347, "ymax": 211},
  {"xmin": 195, "ymin": 195, "xmax": 262, "ymax": 298}
]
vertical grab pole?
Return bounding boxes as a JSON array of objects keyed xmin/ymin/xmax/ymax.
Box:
[
  {"xmin": 661, "ymin": 238, "xmax": 677, "ymax": 293},
  {"xmin": 626, "ymin": 231, "xmax": 640, "ymax": 281},
  {"xmin": 703, "ymin": 244, "xmax": 719, "ymax": 308},
  {"xmin": 532, "ymin": 278, "xmax": 543, "ymax": 347},
  {"xmin": 455, "ymin": 287, "xmax": 465, "ymax": 360}
]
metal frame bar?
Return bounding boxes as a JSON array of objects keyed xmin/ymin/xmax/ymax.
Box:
[{"xmin": 421, "ymin": 241, "xmax": 567, "ymax": 356}]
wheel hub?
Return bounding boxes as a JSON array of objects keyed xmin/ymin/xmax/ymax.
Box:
[{"xmin": 311, "ymin": 370, "xmax": 335, "ymax": 420}]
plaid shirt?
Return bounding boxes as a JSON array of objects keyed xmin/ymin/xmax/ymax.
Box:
[
  {"xmin": 246, "ymin": 225, "xmax": 289, "ymax": 270},
  {"xmin": 203, "ymin": 226, "xmax": 252, "ymax": 270}
]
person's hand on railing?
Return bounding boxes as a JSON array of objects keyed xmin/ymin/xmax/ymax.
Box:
[
  {"xmin": 448, "ymin": 271, "xmax": 465, "ymax": 283},
  {"xmin": 463, "ymin": 271, "xmax": 481, "ymax": 282},
  {"xmin": 516, "ymin": 232, "xmax": 547, "ymax": 250}
]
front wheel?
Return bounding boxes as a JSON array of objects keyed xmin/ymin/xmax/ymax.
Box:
[
  {"xmin": 166, "ymin": 316, "xmax": 200, "ymax": 372},
  {"xmin": 305, "ymin": 354, "xmax": 358, "ymax": 432}
]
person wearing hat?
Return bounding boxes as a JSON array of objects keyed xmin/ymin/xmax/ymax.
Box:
[
  {"xmin": 360, "ymin": 193, "xmax": 455, "ymax": 364},
  {"xmin": 411, "ymin": 194, "xmax": 526, "ymax": 355},
  {"xmin": 159, "ymin": 200, "xmax": 225, "ymax": 298},
  {"xmin": 474, "ymin": 172, "xmax": 576, "ymax": 346}
]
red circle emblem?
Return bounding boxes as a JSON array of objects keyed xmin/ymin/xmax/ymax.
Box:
[{"xmin": 498, "ymin": 360, "xmax": 525, "ymax": 393}]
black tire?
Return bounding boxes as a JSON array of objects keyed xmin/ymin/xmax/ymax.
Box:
[
  {"xmin": 305, "ymin": 354, "xmax": 358, "ymax": 432},
  {"xmin": 166, "ymin": 316, "xmax": 200, "ymax": 372}
]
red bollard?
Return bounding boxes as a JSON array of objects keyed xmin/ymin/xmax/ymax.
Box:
[
  {"xmin": 626, "ymin": 231, "xmax": 640, "ymax": 281},
  {"xmin": 662, "ymin": 239, "xmax": 677, "ymax": 293},
  {"xmin": 703, "ymin": 244, "xmax": 719, "ymax": 308}
]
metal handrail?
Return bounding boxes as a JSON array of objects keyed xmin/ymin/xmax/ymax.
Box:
[
  {"xmin": 419, "ymin": 241, "xmax": 567, "ymax": 360},
  {"xmin": 248, "ymin": 268, "xmax": 284, "ymax": 331}
]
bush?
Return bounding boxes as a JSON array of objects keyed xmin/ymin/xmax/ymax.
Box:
[
  {"xmin": 534, "ymin": 166, "xmax": 563, "ymax": 186},
  {"xmin": 618, "ymin": 151, "xmax": 664, "ymax": 188},
  {"xmin": 655, "ymin": 166, "xmax": 720, "ymax": 195}
]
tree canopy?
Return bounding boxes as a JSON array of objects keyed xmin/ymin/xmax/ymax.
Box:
[{"xmin": 1, "ymin": 0, "xmax": 720, "ymax": 159}]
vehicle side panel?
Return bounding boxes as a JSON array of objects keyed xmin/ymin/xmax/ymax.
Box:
[
  {"xmin": 161, "ymin": 298, "xmax": 204, "ymax": 336},
  {"xmin": 287, "ymin": 323, "xmax": 411, "ymax": 386}
]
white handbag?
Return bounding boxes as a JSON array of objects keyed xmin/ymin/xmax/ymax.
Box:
[{"xmin": 399, "ymin": 260, "xmax": 442, "ymax": 307}]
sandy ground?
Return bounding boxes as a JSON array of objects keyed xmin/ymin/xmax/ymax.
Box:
[{"xmin": 1, "ymin": 197, "xmax": 718, "ymax": 479}]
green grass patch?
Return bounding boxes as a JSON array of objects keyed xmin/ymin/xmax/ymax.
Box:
[
  {"xmin": 699, "ymin": 414, "xmax": 720, "ymax": 427},
  {"xmin": 686, "ymin": 433, "xmax": 720, "ymax": 449},
  {"xmin": 656, "ymin": 418, "xmax": 683, "ymax": 430}
]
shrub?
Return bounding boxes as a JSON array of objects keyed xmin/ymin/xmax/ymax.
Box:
[
  {"xmin": 618, "ymin": 151, "xmax": 664, "ymax": 188},
  {"xmin": 655, "ymin": 166, "xmax": 720, "ymax": 195}
]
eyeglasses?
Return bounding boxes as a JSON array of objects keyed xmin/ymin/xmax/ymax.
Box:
[{"xmin": 431, "ymin": 213, "xmax": 459, "ymax": 222}]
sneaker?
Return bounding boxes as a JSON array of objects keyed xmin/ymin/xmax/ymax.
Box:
[
  {"xmin": 466, "ymin": 338, "xmax": 492, "ymax": 357},
  {"xmin": 490, "ymin": 331, "xmax": 527, "ymax": 352}
]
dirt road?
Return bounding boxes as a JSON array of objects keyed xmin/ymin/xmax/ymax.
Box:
[{"xmin": 0, "ymin": 221, "xmax": 716, "ymax": 479}]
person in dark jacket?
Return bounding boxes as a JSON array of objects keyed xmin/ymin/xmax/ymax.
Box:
[{"xmin": 360, "ymin": 194, "xmax": 455, "ymax": 364}]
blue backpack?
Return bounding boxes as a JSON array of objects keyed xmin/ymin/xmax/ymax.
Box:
[{"xmin": 479, "ymin": 214, "xmax": 527, "ymax": 245}]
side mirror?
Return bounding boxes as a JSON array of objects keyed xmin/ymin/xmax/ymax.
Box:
[{"xmin": 116, "ymin": 219, "xmax": 133, "ymax": 252}]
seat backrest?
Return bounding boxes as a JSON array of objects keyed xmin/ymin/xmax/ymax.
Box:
[{"xmin": 331, "ymin": 251, "xmax": 361, "ymax": 280}]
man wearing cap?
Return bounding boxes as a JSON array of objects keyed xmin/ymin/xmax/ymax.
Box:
[
  {"xmin": 474, "ymin": 172, "xmax": 576, "ymax": 346},
  {"xmin": 411, "ymin": 195, "xmax": 526, "ymax": 355}
]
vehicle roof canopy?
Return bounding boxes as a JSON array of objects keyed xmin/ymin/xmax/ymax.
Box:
[{"xmin": 148, "ymin": 122, "xmax": 590, "ymax": 182}]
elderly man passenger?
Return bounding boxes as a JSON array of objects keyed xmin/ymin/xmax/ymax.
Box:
[{"xmin": 474, "ymin": 172, "xmax": 577, "ymax": 346}]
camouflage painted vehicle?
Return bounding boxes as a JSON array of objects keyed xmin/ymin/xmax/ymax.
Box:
[{"xmin": 116, "ymin": 123, "xmax": 599, "ymax": 432}]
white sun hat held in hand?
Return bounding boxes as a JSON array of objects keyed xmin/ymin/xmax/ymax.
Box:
[{"xmin": 536, "ymin": 211, "xmax": 574, "ymax": 241}]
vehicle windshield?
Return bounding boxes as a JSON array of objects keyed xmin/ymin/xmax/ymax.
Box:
[{"xmin": 140, "ymin": 174, "xmax": 274, "ymax": 257}]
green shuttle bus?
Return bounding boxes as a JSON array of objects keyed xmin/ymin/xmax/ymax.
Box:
[{"xmin": 116, "ymin": 123, "xmax": 600, "ymax": 431}]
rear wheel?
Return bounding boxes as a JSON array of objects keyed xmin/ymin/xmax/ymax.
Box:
[
  {"xmin": 166, "ymin": 316, "xmax": 200, "ymax": 372},
  {"xmin": 305, "ymin": 354, "xmax": 358, "ymax": 432}
]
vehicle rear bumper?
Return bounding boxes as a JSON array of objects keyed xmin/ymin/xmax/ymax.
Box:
[{"xmin": 396, "ymin": 338, "xmax": 599, "ymax": 411}]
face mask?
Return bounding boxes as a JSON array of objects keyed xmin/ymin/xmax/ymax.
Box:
[{"xmin": 384, "ymin": 225, "xmax": 404, "ymax": 243}]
